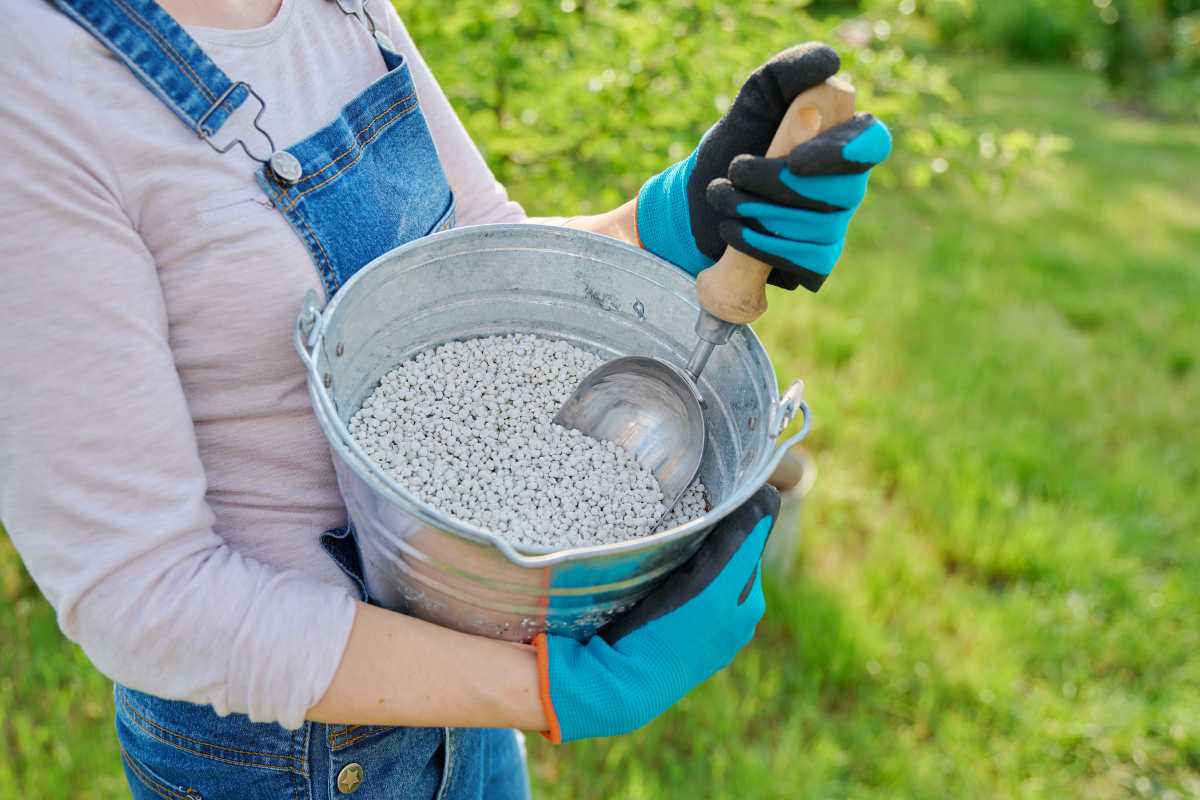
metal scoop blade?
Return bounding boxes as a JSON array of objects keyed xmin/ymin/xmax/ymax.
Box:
[{"xmin": 553, "ymin": 355, "xmax": 705, "ymax": 508}]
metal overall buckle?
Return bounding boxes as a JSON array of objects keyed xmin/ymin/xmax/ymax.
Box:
[{"xmin": 195, "ymin": 82, "xmax": 302, "ymax": 185}]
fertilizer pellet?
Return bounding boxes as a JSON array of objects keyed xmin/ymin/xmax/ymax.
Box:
[{"xmin": 349, "ymin": 334, "xmax": 708, "ymax": 548}]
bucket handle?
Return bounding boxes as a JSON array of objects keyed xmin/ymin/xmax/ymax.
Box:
[
  {"xmin": 294, "ymin": 288, "xmax": 325, "ymax": 372},
  {"xmin": 770, "ymin": 379, "xmax": 810, "ymax": 439}
]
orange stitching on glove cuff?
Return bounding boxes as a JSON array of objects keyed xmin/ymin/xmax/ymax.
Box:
[{"xmin": 533, "ymin": 633, "xmax": 563, "ymax": 744}]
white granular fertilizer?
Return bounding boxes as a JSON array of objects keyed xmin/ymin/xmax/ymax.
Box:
[{"xmin": 349, "ymin": 334, "xmax": 707, "ymax": 548}]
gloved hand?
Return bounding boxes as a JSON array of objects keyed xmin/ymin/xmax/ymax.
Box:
[
  {"xmin": 706, "ymin": 112, "xmax": 891, "ymax": 292},
  {"xmin": 635, "ymin": 43, "xmax": 892, "ymax": 292},
  {"xmin": 533, "ymin": 486, "xmax": 779, "ymax": 743}
]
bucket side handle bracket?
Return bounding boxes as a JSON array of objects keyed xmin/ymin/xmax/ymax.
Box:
[
  {"xmin": 295, "ymin": 288, "xmax": 325, "ymax": 371},
  {"xmin": 770, "ymin": 379, "xmax": 810, "ymax": 439}
]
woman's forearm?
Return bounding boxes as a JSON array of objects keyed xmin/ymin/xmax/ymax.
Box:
[
  {"xmin": 308, "ymin": 601, "xmax": 548, "ymax": 730},
  {"xmin": 564, "ymin": 198, "xmax": 640, "ymax": 246}
]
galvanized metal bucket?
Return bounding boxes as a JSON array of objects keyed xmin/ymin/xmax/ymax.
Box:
[{"xmin": 294, "ymin": 224, "xmax": 810, "ymax": 642}]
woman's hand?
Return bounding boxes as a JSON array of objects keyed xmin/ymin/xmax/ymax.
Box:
[
  {"xmin": 533, "ymin": 486, "xmax": 779, "ymax": 743},
  {"xmin": 635, "ymin": 43, "xmax": 891, "ymax": 292},
  {"xmin": 705, "ymin": 112, "xmax": 891, "ymax": 291}
]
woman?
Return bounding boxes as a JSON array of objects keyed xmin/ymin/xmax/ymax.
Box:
[{"xmin": 0, "ymin": 0, "xmax": 890, "ymax": 797}]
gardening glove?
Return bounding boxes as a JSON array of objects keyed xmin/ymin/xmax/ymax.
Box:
[
  {"xmin": 533, "ymin": 485, "xmax": 779, "ymax": 743},
  {"xmin": 706, "ymin": 111, "xmax": 892, "ymax": 291},
  {"xmin": 635, "ymin": 43, "xmax": 892, "ymax": 292}
]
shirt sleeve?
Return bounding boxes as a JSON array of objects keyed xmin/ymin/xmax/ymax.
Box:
[
  {"xmin": 0, "ymin": 16, "xmax": 357, "ymax": 730},
  {"xmin": 379, "ymin": 9, "xmax": 528, "ymax": 227}
]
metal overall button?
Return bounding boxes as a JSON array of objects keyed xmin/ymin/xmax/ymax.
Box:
[
  {"xmin": 269, "ymin": 151, "xmax": 303, "ymax": 185},
  {"xmin": 336, "ymin": 762, "xmax": 364, "ymax": 794}
]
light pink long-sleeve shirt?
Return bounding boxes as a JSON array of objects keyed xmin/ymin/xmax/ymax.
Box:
[{"xmin": 0, "ymin": 0, "xmax": 527, "ymax": 729}]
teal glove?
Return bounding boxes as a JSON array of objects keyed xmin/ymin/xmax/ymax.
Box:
[
  {"xmin": 635, "ymin": 43, "xmax": 840, "ymax": 278},
  {"xmin": 533, "ymin": 487, "xmax": 779, "ymax": 743},
  {"xmin": 635, "ymin": 44, "xmax": 892, "ymax": 293},
  {"xmin": 706, "ymin": 113, "xmax": 892, "ymax": 291}
]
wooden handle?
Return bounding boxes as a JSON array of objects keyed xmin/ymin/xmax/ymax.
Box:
[{"xmin": 695, "ymin": 77, "xmax": 856, "ymax": 325}]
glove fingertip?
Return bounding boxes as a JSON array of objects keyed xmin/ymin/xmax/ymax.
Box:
[
  {"xmin": 729, "ymin": 152, "xmax": 758, "ymax": 171},
  {"xmin": 844, "ymin": 119, "xmax": 893, "ymax": 167},
  {"xmin": 726, "ymin": 154, "xmax": 774, "ymax": 192},
  {"xmin": 784, "ymin": 113, "xmax": 874, "ymax": 173},
  {"xmin": 771, "ymin": 42, "xmax": 841, "ymax": 100},
  {"xmin": 769, "ymin": 270, "xmax": 805, "ymax": 291},
  {"xmin": 705, "ymin": 178, "xmax": 740, "ymax": 215}
]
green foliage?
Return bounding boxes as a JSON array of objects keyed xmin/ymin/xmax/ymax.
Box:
[
  {"xmin": 1094, "ymin": 0, "xmax": 1200, "ymax": 116},
  {"xmin": 935, "ymin": 0, "xmax": 1092, "ymax": 61},
  {"xmin": 394, "ymin": 0, "xmax": 1067, "ymax": 206},
  {"xmin": 984, "ymin": 1, "xmax": 1089, "ymax": 61},
  {"xmin": 905, "ymin": 0, "xmax": 1200, "ymax": 115}
]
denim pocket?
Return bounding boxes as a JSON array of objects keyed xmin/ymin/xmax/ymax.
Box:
[
  {"xmin": 114, "ymin": 685, "xmax": 307, "ymax": 800},
  {"xmin": 120, "ymin": 743, "xmax": 204, "ymax": 800}
]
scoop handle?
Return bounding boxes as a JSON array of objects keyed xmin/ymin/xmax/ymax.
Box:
[{"xmin": 695, "ymin": 77, "xmax": 856, "ymax": 325}]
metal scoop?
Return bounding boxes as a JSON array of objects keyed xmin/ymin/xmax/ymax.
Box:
[{"xmin": 555, "ymin": 78, "xmax": 856, "ymax": 508}]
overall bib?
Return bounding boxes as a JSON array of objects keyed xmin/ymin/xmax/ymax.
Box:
[{"xmin": 53, "ymin": 1, "xmax": 529, "ymax": 798}]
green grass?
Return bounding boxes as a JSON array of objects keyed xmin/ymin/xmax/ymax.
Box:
[{"xmin": 3, "ymin": 49, "xmax": 1198, "ymax": 800}]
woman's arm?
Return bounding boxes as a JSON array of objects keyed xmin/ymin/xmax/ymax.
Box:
[
  {"xmin": 308, "ymin": 603, "xmax": 547, "ymax": 729},
  {"xmin": 562, "ymin": 199, "xmax": 640, "ymax": 246}
]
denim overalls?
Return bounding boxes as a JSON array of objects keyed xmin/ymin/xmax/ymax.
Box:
[{"xmin": 54, "ymin": 1, "xmax": 529, "ymax": 797}]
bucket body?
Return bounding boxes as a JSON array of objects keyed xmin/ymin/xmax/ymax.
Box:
[{"xmin": 296, "ymin": 224, "xmax": 809, "ymax": 641}]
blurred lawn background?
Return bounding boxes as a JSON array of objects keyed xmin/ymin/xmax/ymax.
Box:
[{"xmin": 3, "ymin": 0, "xmax": 1199, "ymax": 797}]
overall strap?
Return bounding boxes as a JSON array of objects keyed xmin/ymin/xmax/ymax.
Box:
[{"xmin": 52, "ymin": 0, "xmax": 275, "ymax": 162}]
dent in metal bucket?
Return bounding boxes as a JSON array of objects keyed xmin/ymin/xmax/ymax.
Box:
[{"xmin": 295, "ymin": 224, "xmax": 810, "ymax": 641}]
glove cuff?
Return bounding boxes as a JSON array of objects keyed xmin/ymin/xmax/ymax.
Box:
[
  {"xmin": 636, "ymin": 154, "xmax": 712, "ymax": 276},
  {"xmin": 532, "ymin": 633, "xmax": 563, "ymax": 744}
]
